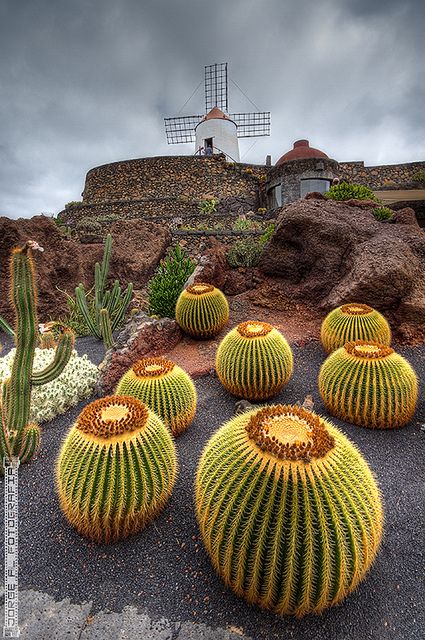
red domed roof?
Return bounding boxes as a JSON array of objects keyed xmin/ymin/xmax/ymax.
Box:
[
  {"xmin": 204, "ymin": 107, "xmax": 232, "ymax": 121},
  {"xmin": 276, "ymin": 139, "xmax": 329, "ymax": 165}
]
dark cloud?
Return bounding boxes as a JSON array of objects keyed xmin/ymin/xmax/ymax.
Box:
[{"xmin": 0, "ymin": 0, "xmax": 423, "ymax": 218}]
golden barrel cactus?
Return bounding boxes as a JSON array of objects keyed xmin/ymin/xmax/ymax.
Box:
[
  {"xmin": 319, "ymin": 340, "xmax": 418, "ymax": 429},
  {"xmin": 115, "ymin": 357, "xmax": 197, "ymax": 436},
  {"xmin": 195, "ymin": 404, "xmax": 383, "ymax": 616},
  {"xmin": 56, "ymin": 395, "xmax": 177, "ymax": 543},
  {"xmin": 320, "ymin": 303, "xmax": 391, "ymax": 353},
  {"xmin": 215, "ymin": 321, "xmax": 293, "ymax": 401},
  {"xmin": 175, "ymin": 283, "xmax": 229, "ymax": 339}
]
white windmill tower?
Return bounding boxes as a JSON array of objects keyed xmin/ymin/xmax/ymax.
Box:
[{"xmin": 164, "ymin": 63, "xmax": 270, "ymax": 162}]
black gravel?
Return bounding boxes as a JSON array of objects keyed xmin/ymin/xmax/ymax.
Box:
[{"xmin": 1, "ymin": 336, "xmax": 424, "ymax": 640}]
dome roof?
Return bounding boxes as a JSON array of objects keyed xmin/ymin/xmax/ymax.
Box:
[
  {"xmin": 203, "ymin": 106, "xmax": 232, "ymax": 121},
  {"xmin": 276, "ymin": 139, "xmax": 329, "ymax": 165}
]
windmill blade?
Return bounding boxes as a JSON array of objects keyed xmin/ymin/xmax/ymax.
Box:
[
  {"xmin": 231, "ymin": 112, "xmax": 271, "ymax": 138},
  {"xmin": 164, "ymin": 115, "xmax": 203, "ymax": 144},
  {"xmin": 205, "ymin": 63, "xmax": 228, "ymax": 113}
]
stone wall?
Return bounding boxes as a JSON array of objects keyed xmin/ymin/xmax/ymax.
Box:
[
  {"xmin": 338, "ymin": 160, "xmax": 425, "ymax": 189},
  {"xmin": 81, "ymin": 154, "xmax": 266, "ymax": 202}
]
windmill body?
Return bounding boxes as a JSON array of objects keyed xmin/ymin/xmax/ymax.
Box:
[
  {"xmin": 164, "ymin": 63, "xmax": 270, "ymax": 163},
  {"xmin": 195, "ymin": 107, "xmax": 240, "ymax": 161}
]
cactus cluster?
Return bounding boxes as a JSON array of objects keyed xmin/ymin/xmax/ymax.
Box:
[
  {"xmin": 0, "ymin": 243, "xmax": 74, "ymax": 469},
  {"xmin": 319, "ymin": 340, "xmax": 418, "ymax": 429},
  {"xmin": 0, "ymin": 347, "xmax": 98, "ymax": 424},
  {"xmin": 195, "ymin": 404, "xmax": 383, "ymax": 616},
  {"xmin": 56, "ymin": 395, "xmax": 177, "ymax": 543},
  {"xmin": 75, "ymin": 234, "xmax": 133, "ymax": 349},
  {"xmin": 215, "ymin": 321, "xmax": 293, "ymax": 400},
  {"xmin": 116, "ymin": 357, "xmax": 197, "ymax": 436},
  {"xmin": 320, "ymin": 303, "xmax": 391, "ymax": 353},
  {"xmin": 175, "ymin": 283, "xmax": 229, "ymax": 338}
]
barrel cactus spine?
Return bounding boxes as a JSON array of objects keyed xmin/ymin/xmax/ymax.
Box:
[
  {"xmin": 175, "ymin": 283, "xmax": 229, "ymax": 339},
  {"xmin": 1, "ymin": 242, "xmax": 74, "ymax": 470},
  {"xmin": 56, "ymin": 395, "xmax": 177, "ymax": 543},
  {"xmin": 195, "ymin": 404, "xmax": 383, "ymax": 616},
  {"xmin": 115, "ymin": 357, "xmax": 197, "ymax": 436},
  {"xmin": 215, "ymin": 321, "xmax": 293, "ymax": 401},
  {"xmin": 320, "ymin": 303, "xmax": 391, "ymax": 353},
  {"xmin": 319, "ymin": 340, "xmax": 418, "ymax": 429}
]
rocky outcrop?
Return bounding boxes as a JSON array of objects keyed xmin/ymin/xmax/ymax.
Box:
[
  {"xmin": 95, "ymin": 312, "xmax": 182, "ymax": 395},
  {"xmin": 0, "ymin": 216, "xmax": 170, "ymax": 324},
  {"xmin": 259, "ymin": 200, "xmax": 425, "ymax": 341}
]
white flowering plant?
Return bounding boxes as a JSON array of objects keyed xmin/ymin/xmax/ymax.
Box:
[{"xmin": 0, "ymin": 347, "xmax": 99, "ymax": 424}]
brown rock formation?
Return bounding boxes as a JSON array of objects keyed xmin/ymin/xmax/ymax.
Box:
[
  {"xmin": 259, "ymin": 199, "xmax": 425, "ymax": 341},
  {"xmin": 0, "ymin": 216, "xmax": 170, "ymax": 324}
]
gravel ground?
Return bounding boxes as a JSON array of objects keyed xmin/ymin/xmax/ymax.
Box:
[{"xmin": 1, "ymin": 336, "xmax": 424, "ymax": 640}]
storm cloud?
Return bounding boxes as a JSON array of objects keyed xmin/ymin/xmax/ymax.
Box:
[{"xmin": 0, "ymin": 0, "xmax": 424, "ymax": 218}]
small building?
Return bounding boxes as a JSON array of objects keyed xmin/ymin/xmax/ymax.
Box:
[
  {"xmin": 194, "ymin": 107, "xmax": 240, "ymax": 162},
  {"xmin": 266, "ymin": 140, "xmax": 338, "ymax": 209}
]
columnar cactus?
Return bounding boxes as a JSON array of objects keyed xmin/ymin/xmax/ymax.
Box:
[
  {"xmin": 175, "ymin": 283, "xmax": 229, "ymax": 338},
  {"xmin": 115, "ymin": 357, "xmax": 197, "ymax": 436},
  {"xmin": 75, "ymin": 233, "xmax": 133, "ymax": 350},
  {"xmin": 0, "ymin": 243, "xmax": 74, "ymax": 470},
  {"xmin": 320, "ymin": 303, "xmax": 391, "ymax": 353},
  {"xmin": 215, "ymin": 321, "xmax": 293, "ymax": 400},
  {"xmin": 318, "ymin": 340, "xmax": 418, "ymax": 428},
  {"xmin": 195, "ymin": 404, "xmax": 383, "ymax": 616},
  {"xmin": 56, "ymin": 395, "xmax": 177, "ymax": 543}
]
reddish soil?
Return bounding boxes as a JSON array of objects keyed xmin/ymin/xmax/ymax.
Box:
[{"xmin": 166, "ymin": 293, "xmax": 322, "ymax": 377}]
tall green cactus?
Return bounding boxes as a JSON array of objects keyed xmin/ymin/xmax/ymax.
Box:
[
  {"xmin": 75, "ymin": 233, "xmax": 133, "ymax": 349},
  {"xmin": 195, "ymin": 404, "xmax": 383, "ymax": 616},
  {"xmin": 0, "ymin": 242, "xmax": 75, "ymax": 469}
]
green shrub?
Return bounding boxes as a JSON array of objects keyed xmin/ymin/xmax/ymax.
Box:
[
  {"xmin": 198, "ymin": 197, "xmax": 219, "ymax": 214},
  {"xmin": 372, "ymin": 206, "xmax": 394, "ymax": 221},
  {"xmin": 64, "ymin": 201, "xmax": 82, "ymax": 208},
  {"xmin": 325, "ymin": 182, "xmax": 380, "ymax": 202},
  {"xmin": 260, "ymin": 223, "xmax": 275, "ymax": 243},
  {"xmin": 55, "ymin": 287, "xmax": 97, "ymax": 336},
  {"xmin": 412, "ymin": 169, "xmax": 425, "ymax": 184},
  {"xmin": 232, "ymin": 217, "xmax": 261, "ymax": 232},
  {"xmin": 148, "ymin": 246, "xmax": 196, "ymax": 318},
  {"xmin": 227, "ymin": 238, "xmax": 263, "ymax": 267},
  {"xmin": 75, "ymin": 218, "xmax": 102, "ymax": 234}
]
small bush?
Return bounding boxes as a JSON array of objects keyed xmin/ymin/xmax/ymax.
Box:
[
  {"xmin": 148, "ymin": 246, "xmax": 196, "ymax": 318},
  {"xmin": 260, "ymin": 223, "xmax": 276, "ymax": 244},
  {"xmin": 76, "ymin": 218, "xmax": 102, "ymax": 234},
  {"xmin": 412, "ymin": 169, "xmax": 425, "ymax": 184},
  {"xmin": 372, "ymin": 206, "xmax": 394, "ymax": 222},
  {"xmin": 325, "ymin": 182, "xmax": 380, "ymax": 202},
  {"xmin": 227, "ymin": 238, "xmax": 264, "ymax": 268},
  {"xmin": 198, "ymin": 197, "xmax": 219, "ymax": 214},
  {"xmin": 65, "ymin": 201, "xmax": 82, "ymax": 208},
  {"xmin": 232, "ymin": 217, "xmax": 261, "ymax": 232}
]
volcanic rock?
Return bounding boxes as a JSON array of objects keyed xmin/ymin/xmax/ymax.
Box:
[{"xmin": 259, "ymin": 199, "xmax": 425, "ymax": 341}]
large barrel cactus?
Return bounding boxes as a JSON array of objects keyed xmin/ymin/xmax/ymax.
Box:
[
  {"xmin": 56, "ymin": 395, "xmax": 177, "ymax": 543},
  {"xmin": 175, "ymin": 283, "xmax": 229, "ymax": 339},
  {"xmin": 319, "ymin": 340, "xmax": 418, "ymax": 429},
  {"xmin": 320, "ymin": 303, "xmax": 391, "ymax": 353},
  {"xmin": 215, "ymin": 321, "xmax": 293, "ymax": 401},
  {"xmin": 115, "ymin": 357, "xmax": 197, "ymax": 436},
  {"xmin": 195, "ymin": 404, "xmax": 383, "ymax": 616}
]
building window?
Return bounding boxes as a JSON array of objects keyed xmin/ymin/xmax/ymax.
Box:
[
  {"xmin": 300, "ymin": 179, "xmax": 331, "ymax": 197},
  {"xmin": 267, "ymin": 185, "xmax": 282, "ymax": 209}
]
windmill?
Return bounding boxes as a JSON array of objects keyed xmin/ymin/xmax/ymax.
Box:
[{"xmin": 164, "ymin": 63, "xmax": 270, "ymax": 162}]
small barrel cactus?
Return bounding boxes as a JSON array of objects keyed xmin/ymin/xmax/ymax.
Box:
[
  {"xmin": 320, "ymin": 303, "xmax": 391, "ymax": 353},
  {"xmin": 215, "ymin": 321, "xmax": 293, "ymax": 400},
  {"xmin": 195, "ymin": 404, "xmax": 383, "ymax": 616},
  {"xmin": 319, "ymin": 340, "xmax": 418, "ymax": 429},
  {"xmin": 115, "ymin": 357, "xmax": 197, "ymax": 436},
  {"xmin": 175, "ymin": 283, "xmax": 229, "ymax": 339},
  {"xmin": 56, "ymin": 395, "xmax": 177, "ymax": 543}
]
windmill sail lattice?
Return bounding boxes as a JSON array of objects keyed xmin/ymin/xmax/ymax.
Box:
[{"xmin": 164, "ymin": 63, "xmax": 270, "ymax": 146}]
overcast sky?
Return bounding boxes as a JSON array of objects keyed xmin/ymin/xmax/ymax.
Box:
[{"xmin": 1, "ymin": 0, "xmax": 424, "ymax": 219}]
